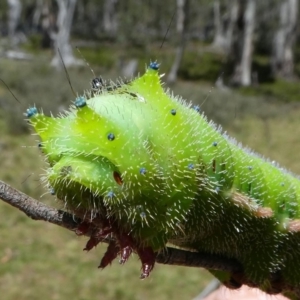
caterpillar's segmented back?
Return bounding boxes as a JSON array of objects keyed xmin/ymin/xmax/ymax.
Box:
[{"xmin": 27, "ymin": 62, "xmax": 300, "ymax": 298}]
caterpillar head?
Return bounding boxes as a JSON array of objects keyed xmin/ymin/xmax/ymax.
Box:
[{"xmin": 27, "ymin": 62, "xmax": 229, "ymax": 249}]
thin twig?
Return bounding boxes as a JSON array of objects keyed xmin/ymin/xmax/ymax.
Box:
[{"xmin": 0, "ymin": 180, "xmax": 243, "ymax": 273}]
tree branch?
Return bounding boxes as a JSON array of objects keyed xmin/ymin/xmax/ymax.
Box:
[{"xmin": 0, "ymin": 180, "xmax": 242, "ymax": 273}]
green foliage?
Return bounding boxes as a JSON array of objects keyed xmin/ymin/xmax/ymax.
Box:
[
  {"xmin": 239, "ymin": 79, "xmax": 300, "ymax": 102},
  {"xmin": 252, "ymin": 55, "xmax": 274, "ymax": 83},
  {"xmin": 293, "ymin": 46, "xmax": 300, "ymax": 78},
  {"xmin": 22, "ymin": 34, "xmax": 44, "ymax": 53},
  {"xmin": 0, "ymin": 1, "xmax": 8, "ymax": 21},
  {"xmin": 75, "ymin": 47, "xmax": 116, "ymax": 69},
  {"xmin": 179, "ymin": 50, "xmax": 225, "ymax": 81}
]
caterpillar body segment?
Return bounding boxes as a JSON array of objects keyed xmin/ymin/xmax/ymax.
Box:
[{"xmin": 28, "ymin": 63, "xmax": 300, "ymax": 298}]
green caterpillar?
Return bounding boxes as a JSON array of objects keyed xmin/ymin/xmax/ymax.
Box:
[{"xmin": 27, "ymin": 62, "xmax": 300, "ymax": 299}]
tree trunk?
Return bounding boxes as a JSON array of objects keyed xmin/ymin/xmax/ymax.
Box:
[
  {"xmin": 103, "ymin": 0, "xmax": 118, "ymax": 37},
  {"xmin": 225, "ymin": 0, "xmax": 239, "ymax": 53},
  {"xmin": 32, "ymin": 0, "xmax": 56, "ymax": 48},
  {"xmin": 212, "ymin": 0, "xmax": 238, "ymax": 54},
  {"xmin": 272, "ymin": 0, "xmax": 298, "ymax": 79},
  {"xmin": 240, "ymin": 0, "xmax": 255, "ymax": 86},
  {"xmin": 176, "ymin": 0, "xmax": 185, "ymax": 33},
  {"xmin": 212, "ymin": 1, "xmax": 225, "ymax": 48},
  {"xmin": 167, "ymin": 0, "xmax": 189, "ymax": 84},
  {"xmin": 231, "ymin": 0, "xmax": 256, "ymax": 87},
  {"xmin": 51, "ymin": 0, "xmax": 82, "ymax": 69},
  {"xmin": 32, "ymin": 0, "xmax": 43, "ymax": 30},
  {"xmin": 7, "ymin": 0, "xmax": 22, "ymax": 47}
]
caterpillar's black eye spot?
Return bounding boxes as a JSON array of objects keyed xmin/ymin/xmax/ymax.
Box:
[
  {"xmin": 113, "ymin": 171, "xmax": 123, "ymax": 185},
  {"xmin": 75, "ymin": 96, "xmax": 86, "ymax": 108},
  {"xmin": 38, "ymin": 143, "xmax": 42, "ymax": 148},
  {"xmin": 107, "ymin": 191, "xmax": 115, "ymax": 198},
  {"xmin": 140, "ymin": 167, "xmax": 147, "ymax": 175},
  {"xmin": 248, "ymin": 166, "xmax": 253, "ymax": 171},
  {"xmin": 25, "ymin": 107, "xmax": 38, "ymax": 118},
  {"xmin": 188, "ymin": 163, "xmax": 194, "ymax": 170},
  {"xmin": 170, "ymin": 109, "xmax": 176, "ymax": 116},
  {"xmin": 91, "ymin": 77, "xmax": 103, "ymax": 90},
  {"xmin": 212, "ymin": 141, "xmax": 218, "ymax": 146},
  {"xmin": 107, "ymin": 133, "xmax": 115, "ymax": 141},
  {"xmin": 193, "ymin": 105, "xmax": 201, "ymax": 113},
  {"xmin": 149, "ymin": 61, "xmax": 160, "ymax": 70}
]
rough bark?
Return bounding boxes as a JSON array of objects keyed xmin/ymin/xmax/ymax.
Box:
[{"xmin": 272, "ymin": 0, "xmax": 298, "ymax": 79}]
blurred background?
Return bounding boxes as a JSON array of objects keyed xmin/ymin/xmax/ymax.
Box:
[{"xmin": 1, "ymin": 0, "xmax": 300, "ymax": 299}]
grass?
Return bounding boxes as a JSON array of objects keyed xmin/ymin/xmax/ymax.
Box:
[
  {"xmin": 239, "ymin": 79, "xmax": 300, "ymax": 103},
  {"xmin": 1, "ymin": 51, "xmax": 300, "ymax": 300}
]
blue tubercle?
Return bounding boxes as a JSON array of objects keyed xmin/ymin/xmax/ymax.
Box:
[
  {"xmin": 25, "ymin": 107, "xmax": 38, "ymax": 118},
  {"xmin": 107, "ymin": 133, "xmax": 115, "ymax": 141},
  {"xmin": 107, "ymin": 191, "xmax": 115, "ymax": 198},
  {"xmin": 140, "ymin": 167, "xmax": 147, "ymax": 175},
  {"xmin": 170, "ymin": 109, "xmax": 177, "ymax": 116},
  {"xmin": 188, "ymin": 163, "xmax": 194, "ymax": 170},
  {"xmin": 193, "ymin": 105, "xmax": 201, "ymax": 113},
  {"xmin": 75, "ymin": 96, "xmax": 86, "ymax": 108},
  {"xmin": 149, "ymin": 62, "xmax": 160, "ymax": 71}
]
